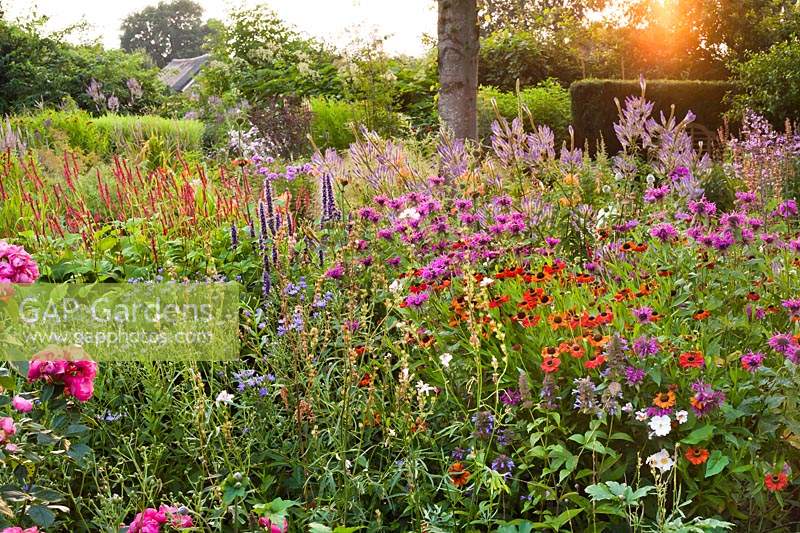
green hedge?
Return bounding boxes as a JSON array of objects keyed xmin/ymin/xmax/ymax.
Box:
[
  {"xmin": 570, "ymin": 79, "xmax": 738, "ymax": 154},
  {"xmin": 478, "ymin": 80, "xmax": 572, "ymax": 141}
]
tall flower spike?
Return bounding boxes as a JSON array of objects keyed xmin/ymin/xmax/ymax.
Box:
[
  {"xmin": 262, "ymin": 178, "xmax": 276, "ymax": 235},
  {"xmin": 230, "ymin": 222, "xmax": 239, "ymax": 250}
]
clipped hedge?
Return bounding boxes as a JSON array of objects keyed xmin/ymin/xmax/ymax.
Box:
[{"xmin": 570, "ymin": 79, "xmax": 738, "ymax": 154}]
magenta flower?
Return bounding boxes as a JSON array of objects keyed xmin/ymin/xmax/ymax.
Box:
[
  {"xmin": 0, "ymin": 417, "xmax": 16, "ymax": 443},
  {"xmin": 0, "ymin": 241, "xmax": 39, "ymax": 284},
  {"xmin": 324, "ymin": 264, "xmax": 345, "ymax": 280},
  {"xmin": 782, "ymin": 298, "xmax": 800, "ymax": 318},
  {"xmin": 649, "ymin": 223, "xmax": 678, "ymax": 242},
  {"xmin": 28, "ymin": 359, "xmax": 98, "ymax": 402},
  {"xmin": 690, "ymin": 381, "xmax": 725, "ymax": 417},
  {"xmin": 740, "ymin": 351, "xmax": 765, "ymax": 372},
  {"xmin": 644, "ymin": 185, "xmax": 670, "ymax": 203},
  {"xmin": 775, "ymin": 199, "xmax": 798, "ymax": 218},
  {"xmin": 404, "ymin": 292, "xmax": 430, "ymax": 308}
]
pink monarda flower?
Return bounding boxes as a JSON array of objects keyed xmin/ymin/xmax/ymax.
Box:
[
  {"xmin": 0, "ymin": 241, "xmax": 39, "ymax": 284},
  {"xmin": 1, "ymin": 527, "xmax": 40, "ymax": 533},
  {"xmin": 28, "ymin": 359, "xmax": 98, "ymax": 402},
  {"xmin": 11, "ymin": 395, "xmax": 33, "ymax": 413},
  {"xmin": 0, "ymin": 417, "xmax": 16, "ymax": 443},
  {"xmin": 258, "ymin": 516, "xmax": 288, "ymax": 533},
  {"xmin": 649, "ymin": 223, "xmax": 678, "ymax": 242}
]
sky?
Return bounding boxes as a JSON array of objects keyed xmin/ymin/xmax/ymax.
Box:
[{"xmin": 4, "ymin": 0, "xmax": 438, "ymax": 56}]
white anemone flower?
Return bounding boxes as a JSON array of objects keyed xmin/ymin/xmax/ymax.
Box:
[
  {"xmin": 646, "ymin": 449, "xmax": 674, "ymax": 473},
  {"xmin": 648, "ymin": 415, "xmax": 672, "ymax": 437}
]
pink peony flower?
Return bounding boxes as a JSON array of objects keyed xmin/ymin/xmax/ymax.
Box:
[
  {"xmin": 0, "ymin": 241, "xmax": 39, "ymax": 284},
  {"xmin": 0, "ymin": 417, "xmax": 16, "ymax": 442},
  {"xmin": 1, "ymin": 527, "xmax": 40, "ymax": 533},
  {"xmin": 11, "ymin": 396, "xmax": 33, "ymax": 413}
]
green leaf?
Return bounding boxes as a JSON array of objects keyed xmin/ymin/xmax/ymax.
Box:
[
  {"xmin": 65, "ymin": 424, "xmax": 89, "ymax": 436},
  {"xmin": 222, "ymin": 483, "xmax": 246, "ymax": 505},
  {"xmin": 67, "ymin": 443, "xmax": 92, "ymax": 462},
  {"xmin": 549, "ymin": 508, "xmax": 583, "ymax": 529},
  {"xmin": 585, "ymin": 484, "xmax": 614, "ymax": 501},
  {"xmin": 705, "ymin": 450, "xmax": 730, "ymax": 478},
  {"xmin": 27, "ymin": 504, "xmax": 56, "ymax": 527},
  {"xmin": 682, "ymin": 425, "xmax": 715, "ymax": 445}
]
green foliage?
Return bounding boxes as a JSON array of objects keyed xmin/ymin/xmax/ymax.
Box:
[
  {"xmin": 120, "ymin": 0, "xmax": 214, "ymax": 68},
  {"xmin": 700, "ymin": 165, "xmax": 738, "ymax": 213},
  {"xmin": 732, "ymin": 39, "xmax": 800, "ymax": 124},
  {"xmin": 478, "ymin": 80, "xmax": 572, "ymax": 140},
  {"xmin": 309, "ymin": 97, "xmax": 364, "ymax": 150},
  {"xmin": 480, "ymin": 30, "xmax": 581, "ymax": 91},
  {"xmin": 0, "ymin": 19, "xmax": 167, "ymax": 116},
  {"xmin": 11, "ymin": 108, "xmax": 109, "ymax": 155},
  {"xmin": 309, "ymin": 97, "xmax": 408, "ymax": 150},
  {"xmin": 10, "ymin": 110, "xmax": 203, "ymax": 161},
  {"xmin": 570, "ymin": 79, "xmax": 738, "ymax": 153},
  {"xmin": 93, "ymin": 114, "xmax": 204, "ymax": 160},
  {"xmin": 389, "ymin": 54, "xmax": 438, "ymax": 134}
]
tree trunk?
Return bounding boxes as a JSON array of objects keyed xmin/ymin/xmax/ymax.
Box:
[{"xmin": 438, "ymin": 0, "xmax": 479, "ymax": 140}]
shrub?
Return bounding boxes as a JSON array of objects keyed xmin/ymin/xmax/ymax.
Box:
[
  {"xmin": 309, "ymin": 97, "xmax": 364, "ymax": 150},
  {"xmin": 478, "ymin": 80, "xmax": 572, "ymax": 141},
  {"xmin": 570, "ymin": 79, "xmax": 737, "ymax": 154},
  {"xmin": 732, "ymin": 39, "xmax": 800, "ymax": 125},
  {"xmin": 248, "ymin": 96, "xmax": 313, "ymax": 158}
]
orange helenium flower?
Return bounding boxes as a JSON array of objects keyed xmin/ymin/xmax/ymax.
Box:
[
  {"xmin": 679, "ymin": 351, "xmax": 705, "ymax": 369},
  {"xmin": 685, "ymin": 447, "xmax": 709, "ymax": 465},
  {"xmin": 449, "ymin": 462, "xmax": 471, "ymax": 486},
  {"xmin": 653, "ymin": 390, "xmax": 676, "ymax": 409},
  {"xmin": 764, "ymin": 472, "xmax": 789, "ymax": 492},
  {"xmin": 541, "ymin": 356, "xmax": 561, "ymax": 373}
]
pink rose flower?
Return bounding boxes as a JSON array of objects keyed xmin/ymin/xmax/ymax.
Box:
[
  {"xmin": 28, "ymin": 359, "xmax": 98, "ymax": 402},
  {"xmin": 1, "ymin": 527, "xmax": 40, "ymax": 533},
  {"xmin": 127, "ymin": 505, "xmax": 193, "ymax": 532},
  {"xmin": 11, "ymin": 395, "xmax": 33, "ymax": 413}
]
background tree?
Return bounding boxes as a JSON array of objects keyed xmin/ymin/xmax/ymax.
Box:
[
  {"xmin": 0, "ymin": 18, "xmax": 166, "ymax": 115},
  {"xmin": 120, "ymin": 0, "xmax": 212, "ymax": 67},
  {"xmin": 438, "ymin": 0, "xmax": 480, "ymax": 139},
  {"xmin": 199, "ymin": 5, "xmax": 344, "ymax": 100}
]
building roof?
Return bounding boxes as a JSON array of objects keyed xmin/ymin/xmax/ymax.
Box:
[{"xmin": 158, "ymin": 54, "xmax": 211, "ymax": 92}]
